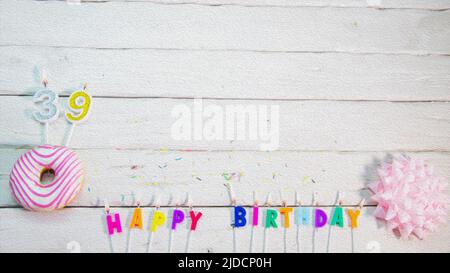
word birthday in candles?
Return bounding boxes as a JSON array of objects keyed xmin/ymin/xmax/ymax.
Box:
[{"xmin": 233, "ymin": 206, "xmax": 361, "ymax": 229}]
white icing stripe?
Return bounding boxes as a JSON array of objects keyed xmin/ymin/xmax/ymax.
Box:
[
  {"xmin": 10, "ymin": 170, "xmax": 83, "ymax": 210},
  {"xmin": 13, "ymin": 151, "xmax": 82, "ymax": 194},
  {"xmin": 9, "ymin": 145, "xmax": 84, "ymax": 211}
]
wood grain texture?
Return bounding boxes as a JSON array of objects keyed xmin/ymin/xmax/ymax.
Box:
[
  {"xmin": 1, "ymin": 0, "xmax": 449, "ymax": 253},
  {"xmin": 1, "ymin": 46, "xmax": 450, "ymax": 100},
  {"xmin": 65, "ymin": 0, "xmax": 450, "ymax": 10},
  {"xmin": 1, "ymin": 0, "xmax": 450, "ymax": 54},
  {"xmin": 1, "ymin": 149, "xmax": 449, "ymax": 207},
  {"xmin": 0, "ymin": 207, "xmax": 449, "ymax": 253}
]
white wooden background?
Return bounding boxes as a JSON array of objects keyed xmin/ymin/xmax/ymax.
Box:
[{"xmin": 0, "ymin": 0, "xmax": 449, "ymax": 253}]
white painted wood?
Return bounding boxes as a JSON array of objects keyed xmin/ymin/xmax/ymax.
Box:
[
  {"xmin": 1, "ymin": 46, "xmax": 450, "ymax": 100},
  {"xmin": 1, "ymin": 0, "xmax": 449, "ymax": 253},
  {"xmin": 1, "ymin": 0, "xmax": 450, "ymax": 54},
  {"xmin": 0, "ymin": 96, "xmax": 449, "ymax": 151},
  {"xmin": 1, "ymin": 148, "xmax": 449, "ymax": 207},
  {"xmin": 100, "ymin": 0, "xmax": 450, "ymax": 10},
  {"xmin": 0, "ymin": 207, "xmax": 448, "ymax": 253}
]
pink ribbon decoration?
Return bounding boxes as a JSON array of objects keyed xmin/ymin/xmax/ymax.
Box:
[{"xmin": 369, "ymin": 155, "xmax": 448, "ymax": 239}]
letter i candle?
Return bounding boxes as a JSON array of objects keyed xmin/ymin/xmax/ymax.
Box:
[{"xmin": 249, "ymin": 191, "xmax": 259, "ymax": 253}]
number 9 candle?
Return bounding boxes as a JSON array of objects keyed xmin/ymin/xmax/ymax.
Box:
[{"xmin": 64, "ymin": 88, "xmax": 92, "ymax": 147}]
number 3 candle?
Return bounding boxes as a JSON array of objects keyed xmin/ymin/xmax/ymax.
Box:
[
  {"xmin": 33, "ymin": 78, "xmax": 59, "ymax": 144},
  {"xmin": 64, "ymin": 87, "xmax": 92, "ymax": 147}
]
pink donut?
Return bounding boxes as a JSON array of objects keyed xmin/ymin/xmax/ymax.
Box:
[{"xmin": 9, "ymin": 145, "xmax": 84, "ymax": 211}]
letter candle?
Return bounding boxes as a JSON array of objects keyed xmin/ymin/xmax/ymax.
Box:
[
  {"xmin": 147, "ymin": 195, "xmax": 161, "ymax": 253},
  {"xmin": 127, "ymin": 197, "xmax": 143, "ymax": 253},
  {"xmin": 280, "ymin": 206, "xmax": 293, "ymax": 252},
  {"xmin": 185, "ymin": 195, "xmax": 203, "ymax": 253},
  {"xmin": 225, "ymin": 183, "xmax": 238, "ymax": 253},
  {"xmin": 262, "ymin": 192, "xmax": 272, "ymax": 253},
  {"xmin": 104, "ymin": 199, "xmax": 121, "ymax": 253},
  {"xmin": 169, "ymin": 194, "xmax": 185, "ymax": 253},
  {"xmin": 249, "ymin": 191, "xmax": 258, "ymax": 253},
  {"xmin": 350, "ymin": 199, "xmax": 365, "ymax": 253},
  {"xmin": 295, "ymin": 192, "xmax": 302, "ymax": 253},
  {"xmin": 312, "ymin": 191, "xmax": 319, "ymax": 253},
  {"xmin": 278, "ymin": 191, "xmax": 290, "ymax": 253},
  {"xmin": 327, "ymin": 191, "xmax": 344, "ymax": 253},
  {"xmin": 185, "ymin": 196, "xmax": 193, "ymax": 253}
]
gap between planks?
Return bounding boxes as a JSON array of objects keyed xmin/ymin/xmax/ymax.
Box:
[
  {"xmin": 0, "ymin": 93, "xmax": 449, "ymax": 103},
  {"xmin": 15, "ymin": 0, "xmax": 450, "ymax": 12},
  {"xmin": 1, "ymin": 146, "xmax": 450, "ymax": 153},
  {"xmin": 1, "ymin": 44, "xmax": 450, "ymax": 57},
  {"xmin": 0, "ymin": 205, "xmax": 378, "ymax": 209}
]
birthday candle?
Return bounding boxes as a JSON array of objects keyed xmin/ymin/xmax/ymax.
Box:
[
  {"xmin": 234, "ymin": 206, "xmax": 247, "ymax": 228},
  {"xmin": 169, "ymin": 208, "xmax": 185, "ymax": 252},
  {"xmin": 127, "ymin": 201, "xmax": 143, "ymax": 253},
  {"xmin": 349, "ymin": 199, "xmax": 365, "ymax": 253},
  {"xmin": 249, "ymin": 191, "xmax": 258, "ymax": 253},
  {"xmin": 64, "ymin": 87, "xmax": 92, "ymax": 147},
  {"xmin": 294, "ymin": 192, "xmax": 303, "ymax": 253},
  {"xmin": 327, "ymin": 191, "xmax": 344, "ymax": 253},
  {"xmin": 33, "ymin": 88, "xmax": 59, "ymax": 144},
  {"xmin": 280, "ymin": 205, "xmax": 293, "ymax": 253},
  {"xmin": 185, "ymin": 194, "xmax": 202, "ymax": 253},
  {"xmin": 106, "ymin": 213, "xmax": 122, "ymax": 235},
  {"xmin": 104, "ymin": 199, "xmax": 120, "ymax": 253},
  {"xmin": 312, "ymin": 192, "xmax": 319, "ymax": 253},
  {"xmin": 148, "ymin": 196, "xmax": 164, "ymax": 253},
  {"xmin": 262, "ymin": 193, "xmax": 272, "ymax": 253},
  {"xmin": 224, "ymin": 183, "xmax": 238, "ymax": 253}
]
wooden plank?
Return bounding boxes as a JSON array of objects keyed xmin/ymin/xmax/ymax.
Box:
[
  {"xmin": 0, "ymin": 207, "xmax": 448, "ymax": 252},
  {"xmin": 68, "ymin": 0, "xmax": 450, "ymax": 10},
  {"xmin": 1, "ymin": 1, "xmax": 450, "ymax": 54},
  {"xmin": 1, "ymin": 149, "xmax": 449, "ymax": 206},
  {"xmin": 0, "ymin": 96, "xmax": 449, "ymax": 151},
  {"xmin": 1, "ymin": 46, "xmax": 450, "ymax": 100}
]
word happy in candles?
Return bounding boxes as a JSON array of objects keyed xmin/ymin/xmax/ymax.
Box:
[{"xmin": 106, "ymin": 208, "xmax": 203, "ymax": 235}]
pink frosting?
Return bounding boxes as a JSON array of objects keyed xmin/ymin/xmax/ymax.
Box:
[
  {"xmin": 369, "ymin": 155, "xmax": 448, "ymax": 239},
  {"xmin": 9, "ymin": 145, "xmax": 84, "ymax": 211}
]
